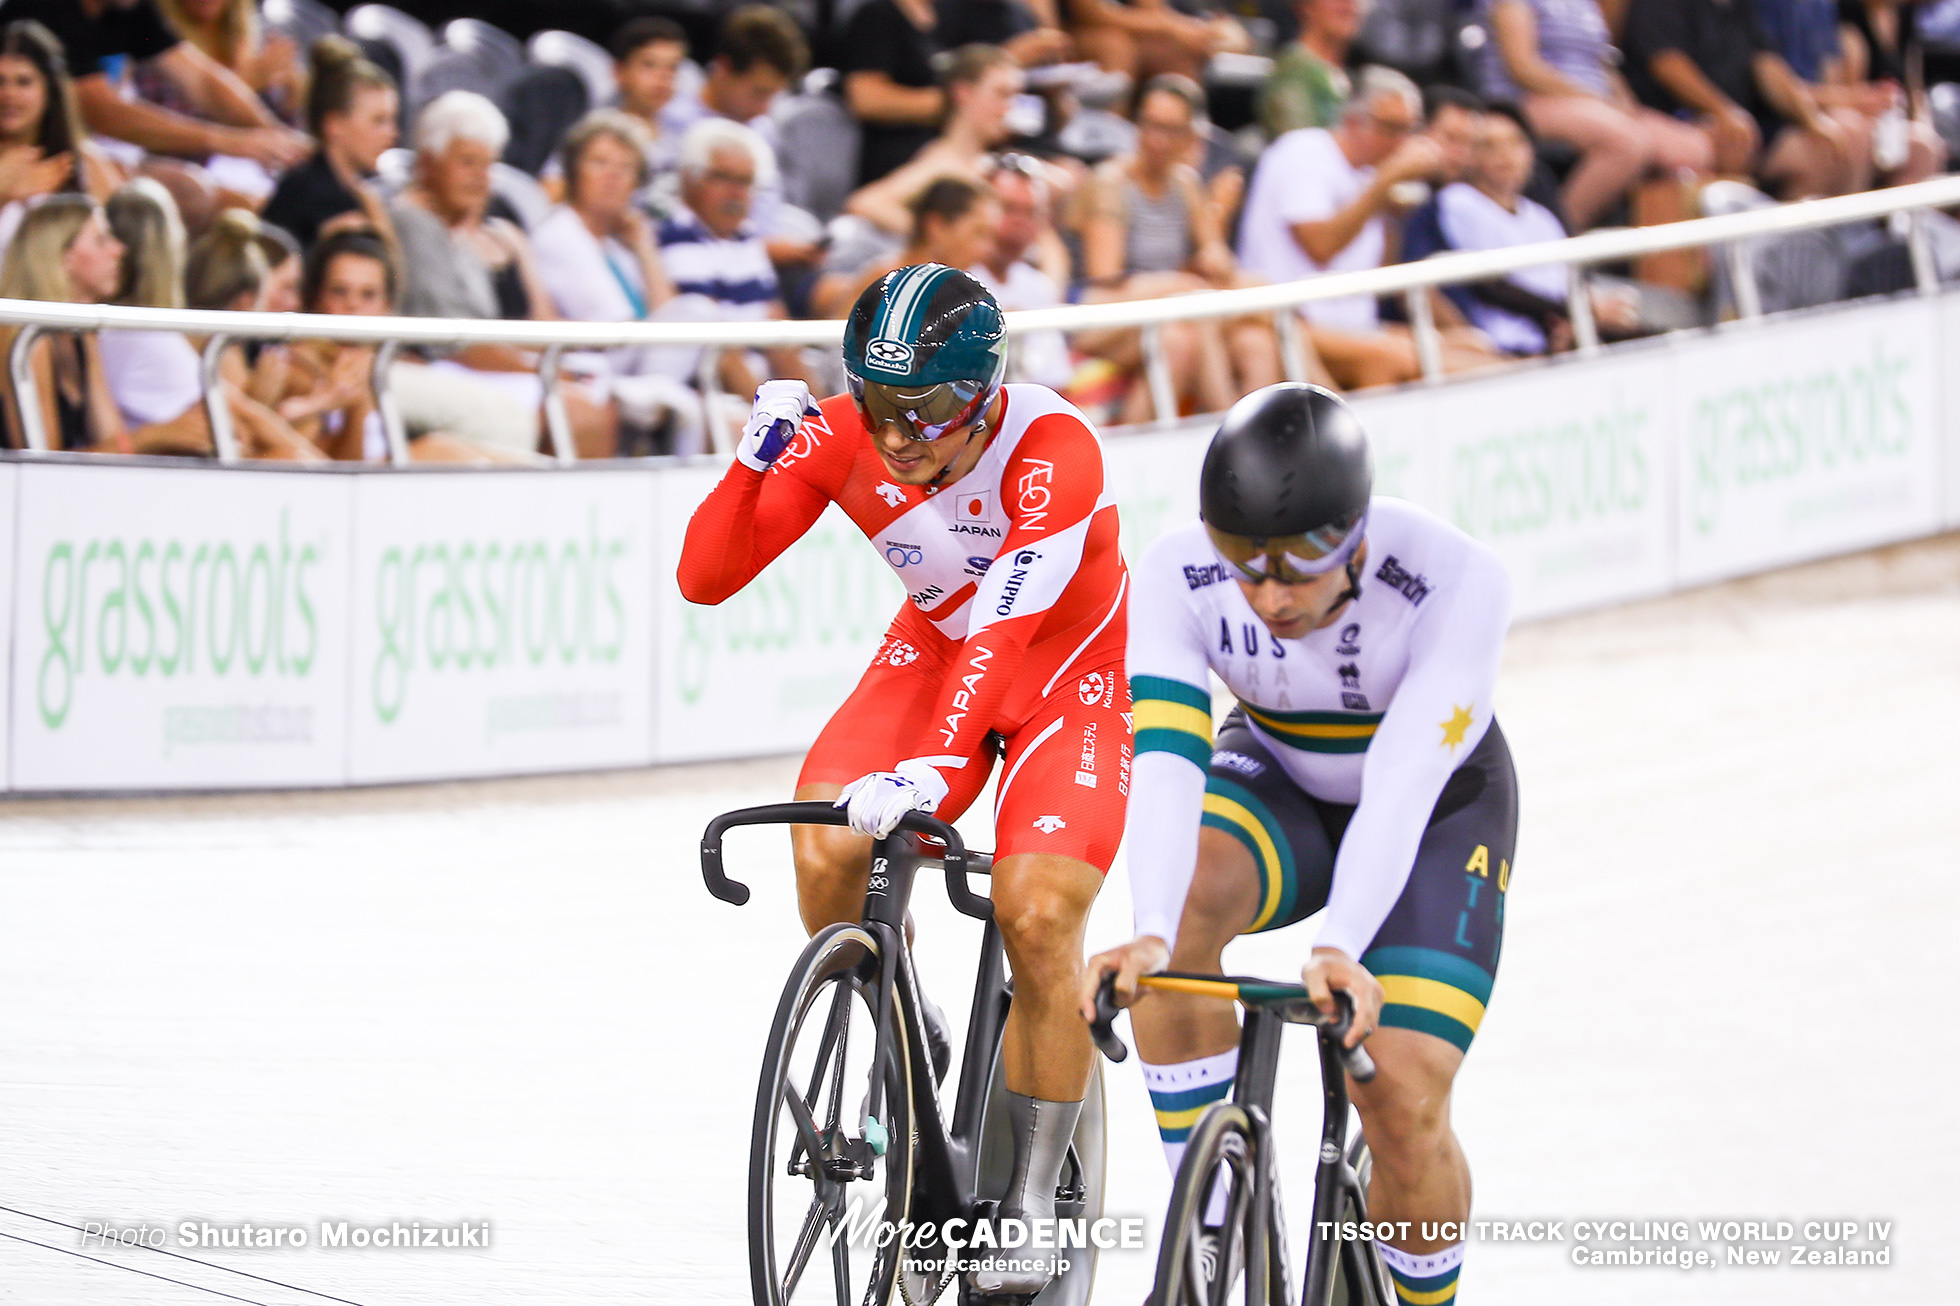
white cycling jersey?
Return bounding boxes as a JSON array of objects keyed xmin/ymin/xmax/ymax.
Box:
[{"xmin": 1126, "ymin": 497, "xmax": 1512, "ymax": 959}]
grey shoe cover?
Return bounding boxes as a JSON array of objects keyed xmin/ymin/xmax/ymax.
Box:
[{"xmin": 966, "ymin": 1091, "xmax": 1083, "ymax": 1297}]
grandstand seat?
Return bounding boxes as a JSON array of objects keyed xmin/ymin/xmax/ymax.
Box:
[
  {"xmin": 491, "ymin": 162, "xmax": 552, "ymax": 230},
  {"xmin": 414, "ymin": 20, "xmax": 528, "ymax": 111},
  {"xmin": 497, "ymin": 64, "xmax": 591, "ymax": 176},
  {"xmin": 346, "ymin": 4, "xmax": 437, "ymax": 104},
  {"xmin": 260, "ymin": 0, "xmax": 339, "ymax": 52},
  {"xmin": 527, "ymin": 29, "xmax": 617, "ymax": 114},
  {"xmin": 1353, "ymin": 0, "xmax": 1458, "ymax": 87},
  {"xmin": 774, "ymin": 90, "xmax": 862, "ymax": 221},
  {"xmin": 442, "ymin": 19, "xmax": 525, "ymax": 72}
]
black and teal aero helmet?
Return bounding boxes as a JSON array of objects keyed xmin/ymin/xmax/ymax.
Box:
[{"xmin": 844, "ymin": 263, "xmax": 1007, "ymax": 441}]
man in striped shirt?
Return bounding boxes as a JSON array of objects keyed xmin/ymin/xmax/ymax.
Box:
[{"xmin": 657, "ymin": 118, "xmax": 815, "ymax": 399}]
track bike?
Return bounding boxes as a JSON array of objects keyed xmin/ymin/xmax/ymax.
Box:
[
  {"xmin": 1090, "ymin": 972, "xmax": 1391, "ymax": 1306},
  {"xmin": 703, "ymin": 802, "xmax": 1106, "ymax": 1306}
]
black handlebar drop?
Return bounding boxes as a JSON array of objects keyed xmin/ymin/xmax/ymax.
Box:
[
  {"xmin": 699, "ymin": 801, "xmax": 976, "ymax": 913},
  {"xmin": 1323, "ymin": 990, "xmax": 1377, "ymax": 1083},
  {"xmin": 1089, "ymin": 973, "xmax": 1130, "ymax": 1063}
]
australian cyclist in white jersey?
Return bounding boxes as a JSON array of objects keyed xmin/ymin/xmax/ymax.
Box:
[{"xmin": 1080, "ymin": 383, "xmax": 1518, "ymax": 1306}]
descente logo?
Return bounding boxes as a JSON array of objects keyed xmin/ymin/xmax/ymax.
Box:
[
  {"xmin": 371, "ymin": 510, "xmax": 629, "ymax": 723},
  {"xmin": 36, "ymin": 510, "xmax": 324, "ymax": 729}
]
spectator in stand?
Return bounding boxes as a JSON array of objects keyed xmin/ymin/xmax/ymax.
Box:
[
  {"xmin": 98, "ymin": 177, "xmax": 320, "ymax": 459},
  {"xmin": 0, "ymin": 21, "xmax": 124, "ymax": 257},
  {"xmin": 840, "ymin": 0, "xmax": 953, "ymax": 184},
  {"xmin": 1262, "ymin": 0, "xmax": 1363, "ymax": 136},
  {"xmin": 1238, "ymin": 67, "xmax": 1497, "ymax": 389},
  {"xmin": 972, "ymin": 157, "xmax": 1075, "ymax": 390},
  {"xmin": 1078, "ymin": 74, "xmax": 1287, "ymax": 409},
  {"xmin": 0, "ymin": 195, "xmax": 128, "ymax": 451},
  {"xmin": 846, "ymin": 45, "xmax": 1033, "ymax": 236},
  {"xmin": 940, "ymin": 0, "xmax": 1075, "ymax": 65},
  {"xmin": 1431, "ymin": 104, "xmax": 1643, "ymax": 353},
  {"xmin": 6, "ymin": 0, "xmax": 307, "ymax": 176},
  {"xmin": 652, "ymin": 9, "xmax": 822, "ymax": 272},
  {"xmin": 1621, "ymin": 0, "xmax": 1871, "ymax": 196},
  {"xmin": 184, "ymin": 208, "xmax": 301, "ymax": 407},
  {"xmin": 278, "ymin": 229, "xmax": 526, "ymax": 463},
  {"xmin": 155, "ymin": 0, "xmax": 307, "ymax": 125},
  {"xmin": 1068, "ymin": 0, "xmax": 1253, "ymax": 83},
  {"xmin": 658, "ymin": 118, "xmax": 817, "ymax": 401},
  {"xmin": 392, "ymin": 91, "xmax": 617, "ymax": 458},
  {"xmin": 532, "ymin": 112, "xmax": 710, "ymax": 454},
  {"xmin": 814, "ymin": 176, "xmax": 1003, "ymax": 316},
  {"xmin": 533, "ymin": 113, "xmax": 675, "ymax": 329},
  {"xmin": 610, "ymin": 16, "xmax": 692, "ymax": 181},
  {"xmin": 261, "ymin": 38, "xmax": 397, "ymax": 250},
  {"xmin": 1482, "ymin": 0, "xmax": 1716, "ymax": 229},
  {"xmin": 1768, "ymin": 0, "xmax": 1944, "ymax": 182},
  {"xmin": 667, "ymin": 6, "xmax": 808, "ymax": 143}
]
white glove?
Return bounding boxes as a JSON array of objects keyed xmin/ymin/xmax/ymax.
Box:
[
  {"xmin": 736, "ymin": 379, "xmax": 818, "ymax": 472},
  {"xmin": 835, "ymin": 758, "xmax": 951, "ymax": 838}
]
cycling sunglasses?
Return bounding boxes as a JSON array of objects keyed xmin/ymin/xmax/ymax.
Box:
[
  {"xmin": 848, "ymin": 374, "xmax": 992, "ymax": 443},
  {"xmin": 1205, "ymin": 511, "xmax": 1366, "ymax": 585}
]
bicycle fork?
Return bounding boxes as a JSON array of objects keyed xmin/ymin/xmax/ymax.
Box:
[{"xmin": 1299, "ymin": 1031, "xmax": 1384, "ymax": 1306}]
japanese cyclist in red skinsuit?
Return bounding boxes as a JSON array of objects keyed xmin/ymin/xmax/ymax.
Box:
[{"xmin": 677, "ymin": 265, "xmax": 1128, "ymax": 1297}]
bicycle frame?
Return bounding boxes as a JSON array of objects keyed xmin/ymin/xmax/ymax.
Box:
[
  {"xmin": 703, "ymin": 803, "xmax": 1008, "ymax": 1232},
  {"xmin": 1093, "ymin": 975, "xmax": 1388, "ymax": 1306}
]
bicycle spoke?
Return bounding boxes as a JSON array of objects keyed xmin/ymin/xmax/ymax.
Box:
[
  {"xmin": 781, "ymin": 1074, "xmax": 829, "ymax": 1169},
  {"xmin": 781, "ymin": 1195, "xmax": 832, "ymax": 1300},
  {"xmin": 831, "ymin": 1221, "xmax": 852, "ymax": 1306},
  {"xmin": 822, "ymin": 984, "xmax": 854, "ymax": 1132}
]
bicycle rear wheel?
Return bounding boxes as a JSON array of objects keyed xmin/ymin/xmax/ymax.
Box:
[
  {"xmin": 750, "ymin": 923, "xmax": 916, "ymax": 1306},
  {"xmin": 1150, "ymin": 1104, "xmax": 1279, "ymax": 1306}
]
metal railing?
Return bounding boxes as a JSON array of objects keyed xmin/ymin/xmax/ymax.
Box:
[{"xmin": 5, "ymin": 175, "xmax": 1958, "ymax": 461}]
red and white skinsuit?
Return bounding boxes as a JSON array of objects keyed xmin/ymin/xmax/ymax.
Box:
[{"xmin": 678, "ymin": 384, "xmax": 1132, "ymax": 870}]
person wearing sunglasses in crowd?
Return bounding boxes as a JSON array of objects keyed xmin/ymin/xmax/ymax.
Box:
[
  {"xmin": 1082, "ymin": 383, "xmax": 1519, "ymax": 1306},
  {"xmin": 678, "ymin": 263, "xmax": 1129, "ymax": 1299}
]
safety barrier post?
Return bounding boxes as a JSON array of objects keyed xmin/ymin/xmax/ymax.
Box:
[
  {"xmin": 8, "ymin": 323, "xmax": 46, "ymax": 451},
  {"xmin": 1404, "ymin": 288, "xmax": 1443, "ymax": 382},
  {"xmin": 697, "ymin": 347, "xmax": 730, "ymax": 455},
  {"xmin": 538, "ymin": 342, "xmax": 577, "ymax": 463},
  {"xmin": 1142, "ymin": 324, "xmax": 1178, "ymax": 423},
  {"xmin": 372, "ymin": 340, "xmax": 411, "ymax": 466},
  {"xmin": 1566, "ymin": 266, "xmax": 1600, "ymax": 356},
  {"xmin": 1908, "ymin": 210, "xmax": 1939, "ymax": 296},
  {"xmin": 1725, "ymin": 242, "xmax": 1763, "ymax": 319},
  {"xmin": 1275, "ymin": 308, "xmax": 1313, "ymax": 383},
  {"xmin": 198, "ymin": 333, "xmax": 241, "ymax": 463}
]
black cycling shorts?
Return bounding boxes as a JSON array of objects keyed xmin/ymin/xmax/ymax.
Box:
[{"xmin": 1202, "ymin": 707, "xmax": 1518, "ymax": 1054}]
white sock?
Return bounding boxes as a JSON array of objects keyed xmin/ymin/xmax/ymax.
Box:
[{"xmin": 1140, "ymin": 1048, "xmax": 1239, "ymax": 1175}]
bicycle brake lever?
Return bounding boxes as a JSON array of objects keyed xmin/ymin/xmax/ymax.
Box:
[
  {"xmin": 1326, "ymin": 990, "xmax": 1377, "ymax": 1083},
  {"xmin": 1090, "ymin": 974, "xmax": 1130, "ymax": 1063}
]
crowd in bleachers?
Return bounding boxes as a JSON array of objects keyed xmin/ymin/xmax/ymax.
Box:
[{"xmin": 1, "ymin": 0, "xmax": 1955, "ymax": 459}]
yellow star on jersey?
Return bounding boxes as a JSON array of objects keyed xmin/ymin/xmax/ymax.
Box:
[{"xmin": 1439, "ymin": 704, "xmax": 1475, "ymax": 752}]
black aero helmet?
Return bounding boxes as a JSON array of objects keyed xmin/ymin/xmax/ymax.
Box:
[
  {"xmin": 843, "ymin": 263, "xmax": 1007, "ymax": 442},
  {"xmin": 1200, "ymin": 383, "xmax": 1372, "ymax": 584}
]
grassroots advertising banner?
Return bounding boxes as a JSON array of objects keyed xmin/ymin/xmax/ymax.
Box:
[
  {"xmin": 345, "ymin": 470, "xmax": 657, "ymax": 782},
  {"xmin": 1942, "ymin": 293, "xmax": 1960, "ymax": 529},
  {"xmin": 10, "ymin": 463, "xmax": 351, "ymax": 791},
  {"xmin": 1671, "ymin": 297, "xmax": 1944, "ymax": 586},
  {"xmin": 652, "ymin": 463, "xmax": 906, "ymax": 763},
  {"xmin": 0, "ymin": 463, "xmax": 16, "ymax": 789},
  {"xmin": 1359, "ymin": 350, "xmax": 1676, "ymax": 620}
]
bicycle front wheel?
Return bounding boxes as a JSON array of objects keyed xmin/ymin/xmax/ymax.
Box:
[
  {"xmin": 1150, "ymin": 1104, "xmax": 1275, "ymax": 1306},
  {"xmin": 750, "ymin": 923, "xmax": 916, "ymax": 1306}
]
